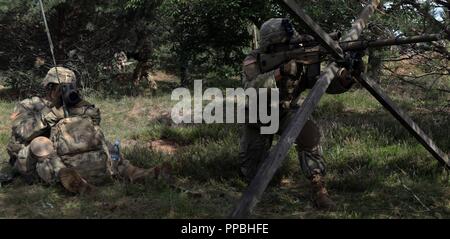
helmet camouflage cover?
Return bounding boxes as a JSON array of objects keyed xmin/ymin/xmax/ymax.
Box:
[
  {"xmin": 42, "ymin": 67, "xmax": 76, "ymax": 87},
  {"xmin": 260, "ymin": 18, "xmax": 300, "ymax": 52}
]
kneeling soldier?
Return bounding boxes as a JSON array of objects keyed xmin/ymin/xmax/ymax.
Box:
[{"xmin": 240, "ymin": 18, "xmax": 355, "ymax": 210}]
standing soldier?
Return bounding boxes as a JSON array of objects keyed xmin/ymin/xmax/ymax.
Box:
[
  {"xmin": 240, "ymin": 18, "xmax": 355, "ymax": 210},
  {"xmin": 130, "ymin": 39, "xmax": 158, "ymax": 92},
  {"xmin": 3, "ymin": 67, "xmax": 169, "ymax": 193}
]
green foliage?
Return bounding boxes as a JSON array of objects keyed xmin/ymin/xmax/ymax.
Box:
[
  {"xmin": 1, "ymin": 0, "xmax": 447, "ymax": 90},
  {"xmin": 296, "ymin": 0, "xmax": 363, "ymax": 33},
  {"xmin": 156, "ymin": 0, "xmax": 251, "ymax": 81},
  {"xmin": 153, "ymin": 0, "xmax": 291, "ymax": 85},
  {"xmin": 0, "ymin": 0, "xmax": 163, "ymax": 92},
  {"xmin": 2, "ymin": 70, "xmax": 44, "ymax": 96}
]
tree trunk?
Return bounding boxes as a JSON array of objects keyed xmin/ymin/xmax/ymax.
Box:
[
  {"xmin": 180, "ymin": 64, "xmax": 190, "ymax": 87},
  {"xmin": 252, "ymin": 24, "xmax": 260, "ymax": 50},
  {"xmin": 368, "ymin": 48, "xmax": 382, "ymax": 82}
]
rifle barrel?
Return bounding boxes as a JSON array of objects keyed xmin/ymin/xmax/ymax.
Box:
[
  {"xmin": 259, "ymin": 34, "xmax": 442, "ymax": 73},
  {"xmin": 340, "ymin": 34, "xmax": 442, "ymax": 51}
]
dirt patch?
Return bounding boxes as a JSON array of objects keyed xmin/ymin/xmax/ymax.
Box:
[
  {"xmin": 151, "ymin": 71, "xmax": 178, "ymax": 83},
  {"xmin": 128, "ymin": 101, "xmax": 146, "ymax": 118},
  {"xmin": 149, "ymin": 139, "xmax": 179, "ymax": 154},
  {"xmin": 144, "ymin": 105, "xmax": 172, "ymax": 125},
  {"xmin": 121, "ymin": 139, "xmax": 181, "ymax": 154},
  {"xmin": 127, "ymin": 100, "xmax": 172, "ymax": 124}
]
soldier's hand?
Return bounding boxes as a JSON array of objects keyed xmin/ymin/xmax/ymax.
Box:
[
  {"xmin": 351, "ymin": 57, "xmax": 365, "ymax": 79},
  {"xmin": 280, "ymin": 60, "xmax": 299, "ymax": 77}
]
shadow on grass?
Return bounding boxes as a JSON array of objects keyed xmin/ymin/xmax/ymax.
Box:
[
  {"xmin": 0, "ymin": 171, "xmax": 209, "ymax": 218},
  {"xmin": 252, "ymin": 165, "xmax": 450, "ymax": 219},
  {"xmin": 85, "ymin": 80, "xmax": 179, "ymax": 100},
  {"xmin": 319, "ymin": 108, "xmax": 449, "ymax": 152}
]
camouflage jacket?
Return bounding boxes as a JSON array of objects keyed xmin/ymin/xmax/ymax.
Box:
[
  {"xmin": 7, "ymin": 96, "xmax": 101, "ymax": 164},
  {"xmin": 242, "ymin": 49, "xmax": 352, "ymax": 109},
  {"xmin": 44, "ymin": 100, "xmax": 101, "ymax": 128}
]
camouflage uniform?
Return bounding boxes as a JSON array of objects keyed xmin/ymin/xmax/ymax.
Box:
[
  {"xmin": 240, "ymin": 52, "xmax": 351, "ymax": 180},
  {"xmin": 6, "ymin": 68, "xmax": 109, "ymax": 185},
  {"xmin": 6, "ymin": 67, "xmax": 163, "ymax": 192},
  {"xmin": 240, "ymin": 18, "xmax": 353, "ymax": 209},
  {"xmin": 132, "ymin": 40, "xmax": 157, "ymax": 91}
]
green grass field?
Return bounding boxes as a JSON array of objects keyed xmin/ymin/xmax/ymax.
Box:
[{"xmin": 0, "ymin": 73, "xmax": 449, "ymax": 219}]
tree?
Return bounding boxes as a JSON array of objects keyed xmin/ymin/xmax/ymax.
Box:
[
  {"xmin": 156, "ymin": 0, "xmax": 250, "ymax": 85},
  {"xmin": 0, "ymin": 0, "xmax": 447, "ymax": 94},
  {"xmin": 0, "ymin": 0, "xmax": 163, "ymax": 93}
]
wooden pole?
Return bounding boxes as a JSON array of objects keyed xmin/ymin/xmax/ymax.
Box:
[{"xmin": 279, "ymin": 0, "xmax": 344, "ymax": 60}]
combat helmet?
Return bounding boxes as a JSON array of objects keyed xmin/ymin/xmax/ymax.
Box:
[
  {"xmin": 42, "ymin": 67, "xmax": 76, "ymax": 88},
  {"xmin": 260, "ymin": 18, "xmax": 300, "ymax": 52}
]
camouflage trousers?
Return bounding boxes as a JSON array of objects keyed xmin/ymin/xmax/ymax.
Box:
[
  {"xmin": 239, "ymin": 110, "xmax": 326, "ymax": 180},
  {"xmin": 12, "ymin": 142, "xmax": 65, "ymax": 184},
  {"xmin": 133, "ymin": 62, "xmax": 157, "ymax": 91},
  {"xmin": 10, "ymin": 138, "xmax": 149, "ymax": 186}
]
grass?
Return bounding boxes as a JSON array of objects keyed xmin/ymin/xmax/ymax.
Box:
[{"xmin": 0, "ymin": 72, "xmax": 449, "ymax": 219}]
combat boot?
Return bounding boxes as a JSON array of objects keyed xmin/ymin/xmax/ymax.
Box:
[
  {"xmin": 58, "ymin": 168, "xmax": 95, "ymax": 195},
  {"xmin": 310, "ymin": 174, "xmax": 336, "ymax": 210}
]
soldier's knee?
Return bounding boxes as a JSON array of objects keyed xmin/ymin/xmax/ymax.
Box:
[
  {"xmin": 30, "ymin": 137, "xmax": 63, "ymax": 184},
  {"xmin": 30, "ymin": 137, "xmax": 55, "ymax": 162},
  {"xmin": 296, "ymin": 120, "xmax": 321, "ymax": 150},
  {"xmin": 14, "ymin": 137, "xmax": 55, "ymax": 176},
  {"xmin": 239, "ymin": 127, "xmax": 272, "ymax": 180}
]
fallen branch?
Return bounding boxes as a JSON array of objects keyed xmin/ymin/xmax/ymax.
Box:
[
  {"xmin": 401, "ymin": 181, "xmax": 432, "ymax": 212},
  {"xmin": 383, "ymin": 66, "xmax": 450, "ymax": 93}
]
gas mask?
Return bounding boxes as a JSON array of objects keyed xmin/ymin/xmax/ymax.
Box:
[{"xmin": 61, "ymin": 83, "xmax": 82, "ymax": 107}]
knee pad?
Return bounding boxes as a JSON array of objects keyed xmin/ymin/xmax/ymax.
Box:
[
  {"xmin": 29, "ymin": 137, "xmax": 55, "ymax": 162},
  {"xmin": 30, "ymin": 137, "xmax": 60, "ymax": 184}
]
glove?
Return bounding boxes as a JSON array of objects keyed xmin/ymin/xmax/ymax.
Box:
[{"xmin": 351, "ymin": 57, "xmax": 365, "ymax": 78}]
